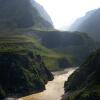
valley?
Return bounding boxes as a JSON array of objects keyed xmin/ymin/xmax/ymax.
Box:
[
  {"xmin": 0, "ymin": 0, "xmax": 100, "ymax": 100},
  {"xmin": 21, "ymin": 68, "xmax": 76, "ymax": 100}
]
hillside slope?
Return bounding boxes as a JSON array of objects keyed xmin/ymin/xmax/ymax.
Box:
[
  {"xmin": 30, "ymin": 0, "xmax": 53, "ymax": 25},
  {"xmin": 69, "ymin": 8, "xmax": 100, "ymax": 41},
  {"xmin": 0, "ymin": 0, "xmax": 53, "ymax": 32},
  {"xmin": 0, "ymin": 35, "xmax": 73, "ymax": 71},
  {"xmin": 0, "ymin": 37, "xmax": 54, "ymax": 99},
  {"xmin": 29, "ymin": 30, "xmax": 98, "ymax": 65},
  {"xmin": 62, "ymin": 50, "xmax": 100, "ymax": 100}
]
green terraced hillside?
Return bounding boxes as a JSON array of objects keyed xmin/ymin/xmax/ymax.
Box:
[
  {"xmin": 0, "ymin": 35, "xmax": 72, "ymax": 71},
  {"xmin": 26, "ymin": 30, "xmax": 99, "ymax": 65}
]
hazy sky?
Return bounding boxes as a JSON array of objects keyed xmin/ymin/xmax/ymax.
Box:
[{"xmin": 35, "ymin": 0, "xmax": 100, "ymax": 30}]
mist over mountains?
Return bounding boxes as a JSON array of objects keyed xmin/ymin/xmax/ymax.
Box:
[
  {"xmin": 0, "ymin": 0, "xmax": 53, "ymax": 31},
  {"xmin": 69, "ymin": 8, "xmax": 100, "ymax": 42},
  {"xmin": 0, "ymin": 0, "xmax": 100, "ymax": 99},
  {"xmin": 30, "ymin": 0, "xmax": 53, "ymax": 25}
]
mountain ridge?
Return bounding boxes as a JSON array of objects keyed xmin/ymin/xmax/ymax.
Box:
[
  {"xmin": 69, "ymin": 8, "xmax": 100, "ymax": 41},
  {"xmin": 29, "ymin": 30, "xmax": 98, "ymax": 65},
  {"xmin": 30, "ymin": 0, "xmax": 53, "ymax": 25},
  {"xmin": 0, "ymin": 0, "xmax": 53, "ymax": 32}
]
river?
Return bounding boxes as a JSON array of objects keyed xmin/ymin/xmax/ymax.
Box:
[{"xmin": 20, "ymin": 68, "xmax": 76, "ymax": 100}]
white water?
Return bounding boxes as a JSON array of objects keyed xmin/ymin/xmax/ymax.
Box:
[{"xmin": 20, "ymin": 68, "xmax": 76, "ymax": 100}]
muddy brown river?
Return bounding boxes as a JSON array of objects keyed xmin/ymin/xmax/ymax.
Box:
[{"xmin": 20, "ymin": 68, "xmax": 76, "ymax": 100}]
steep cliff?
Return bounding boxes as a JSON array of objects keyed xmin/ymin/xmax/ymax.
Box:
[
  {"xmin": 62, "ymin": 50, "xmax": 100, "ymax": 100},
  {"xmin": 0, "ymin": 51, "xmax": 53, "ymax": 99}
]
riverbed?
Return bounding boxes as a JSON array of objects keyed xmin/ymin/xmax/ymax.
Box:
[{"xmin": 20, "ymin": 68, "xmax": 76, "ymax": 100}]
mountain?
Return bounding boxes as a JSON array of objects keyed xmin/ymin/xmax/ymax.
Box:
[
  {"xmin": 62, "ymin": 50, "xmax": 100, "ymax": 100},
  {"xmin": 69, "ymin": 8, "xmax": 100, "ymax": 41},
  {"xmin": 0, "ymin": 0, "xmax": 75, "ymax": 79},
  {"xmin": 0, "ymin": 37, "xmax": 54, "ymax": 99},
  {"xmin": 29, "ymin": 30, "xmax": 98, "ymax": 65},
  {"xmin": 0, "ymin": 35, "xmax": 73, "ymax": 71},
  {"xmin": 0, "ymin": 35, "xmax": 73, "ymax": 98},
  {"xmin": 30, "ymin": 0, "xmax": 53, "ymax": 25},
  {"xmin": 0, "ymin": 0, "xmax": 53, "ymax": 31}
]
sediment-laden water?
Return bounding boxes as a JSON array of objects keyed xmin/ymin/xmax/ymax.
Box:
[{"xmin": 21, "ymin": 68, "xmax": 76, "ymax": 100}]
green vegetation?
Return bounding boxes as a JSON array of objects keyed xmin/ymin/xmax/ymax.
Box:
[
  {"xmin": 32, "ymin": 30, "xmax": 98, "ymax": 65},
  {"xmin": 0, "ymin": 50, "xmax": 54, "ymax": 99},
  {"xmin": 0, "ymin": 29, "xmax": 98, "ymax": 71},
  {"xmin": 0, "ymin": 0, "xmax": 53, "ymax": 32},
  {"xmin": 0, "ymin": 1, "xmax": 99, "ymax": 99},
  {"xmin": 0, "ymin": 35, "xmax": 72, "ymax": 71},
  {"xmin": 0, "ymin": 0, "xmax": 98, "ymax": 70},
  {"xmin": 62, "ymin": 50, "xmax": 100, "ymax": 100}
]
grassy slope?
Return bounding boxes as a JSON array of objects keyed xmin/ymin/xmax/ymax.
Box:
[
  {"xmin": 1, "ymin": 28, "xmax": 98, "ymax": 70},
  {"xmin": 30, "ymin": 30, "xmax": 98, "ymax": 65},
  {"xmin": 0, "ymin": 35, "xmax": 70, "ymax": 71}
]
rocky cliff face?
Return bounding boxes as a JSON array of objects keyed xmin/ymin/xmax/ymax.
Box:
[
  {"xmin": 62, "ymin": 50, "xmax": 100, "ymax": 100},
  {"xmin": 69, "ymin": 8, "xmax": 100, "ymax": 41},
  {"xmin": 0, "ymin": 0, "xmax": 53, "ymax": 31},
  {"xmin": 0, "ymin": 51, "xmax": 53, "ymax": 99}
]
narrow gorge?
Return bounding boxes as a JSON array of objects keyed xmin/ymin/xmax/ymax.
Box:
[{"xmin": 0, "ymin": 0, "xmax": 100, "ymax": 100}]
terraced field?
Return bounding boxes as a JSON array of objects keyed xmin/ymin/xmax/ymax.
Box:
[{"xmin": 0, "ymin": 35, "xmax": 69, "ymax": 71}]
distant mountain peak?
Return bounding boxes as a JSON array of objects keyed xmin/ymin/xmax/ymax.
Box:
[{"xmin": 69, "ymin": 8, "xmax": 100, "ymax": 41}]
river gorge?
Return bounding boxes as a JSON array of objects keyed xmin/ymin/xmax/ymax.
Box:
[{"xmin": 20, "ymin": 68, "xmax": 76, "ymax": 100}]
